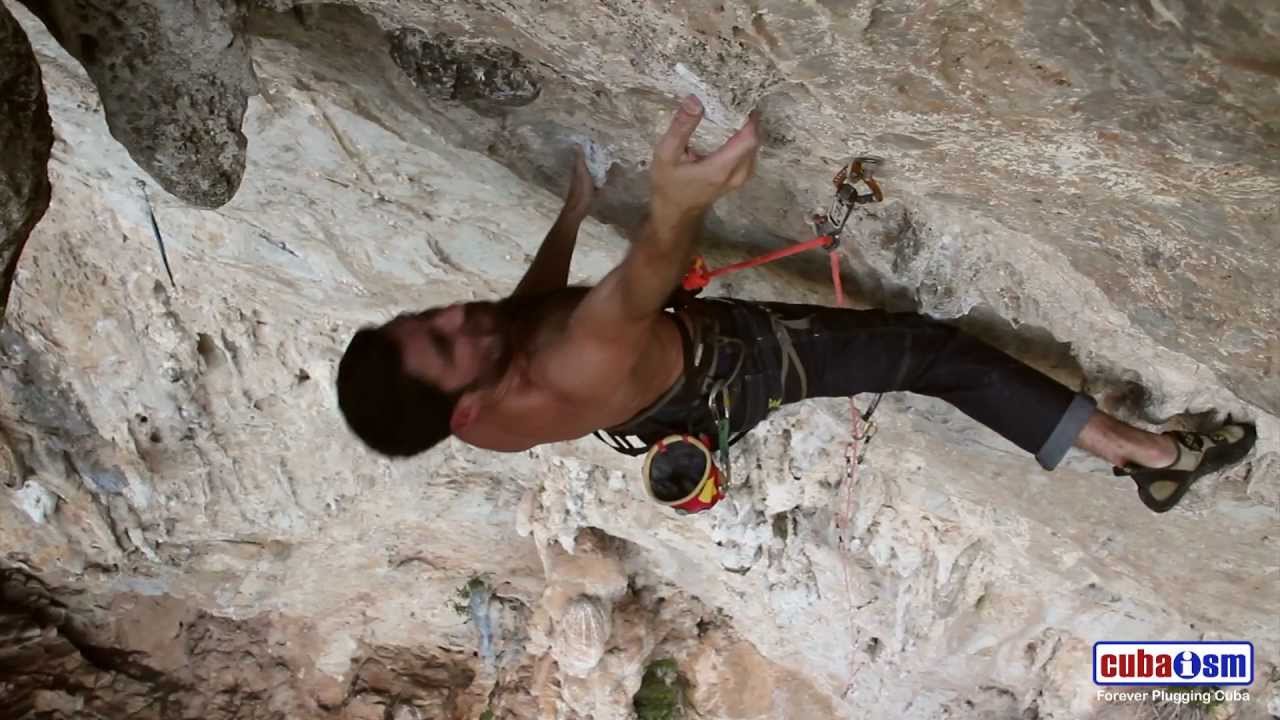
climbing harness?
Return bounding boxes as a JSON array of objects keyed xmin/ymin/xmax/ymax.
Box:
[
  {"xmin": 616, "ymin": 157, "xmax": 888, "ymax": 514},
  {"xmin": 592, "ymin": 310, "xmax": 746, "ymax": 458}
]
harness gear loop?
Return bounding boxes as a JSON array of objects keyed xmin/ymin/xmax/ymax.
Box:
[
  {"xmin": 699, "ymin": 330, "xmax": 746, "ymax": 397},
  {"xmin": 770, "ymin": 312, "xmax": 810, "ymax": 402}
]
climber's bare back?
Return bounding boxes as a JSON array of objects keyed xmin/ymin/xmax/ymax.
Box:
[{"xmin": 452, "ymin": 287, "xmax": 685, "ymax": 452}]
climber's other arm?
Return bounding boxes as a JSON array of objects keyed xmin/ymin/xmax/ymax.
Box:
[{"xmin": 511, "ymin": 147, "xmax": 595, "ymax": 299}]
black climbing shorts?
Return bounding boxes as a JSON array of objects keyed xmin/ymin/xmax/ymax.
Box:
[{"xmin": 626, "ymin": 298, "xmax": 1096, "ymax": 471}]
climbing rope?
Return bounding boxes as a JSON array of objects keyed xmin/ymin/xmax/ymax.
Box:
[{"xmin": 820, "ymin": 161, "xmax": 882, "ymax": 690}]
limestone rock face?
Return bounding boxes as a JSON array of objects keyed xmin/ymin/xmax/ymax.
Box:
[
  {"xmin": 0, "ymin": 566, "xmax": 485, "ymax": 720},
  {"xmin": 0, "ymin": 1, "xmax": 51, "ymax": 317},
  {"xmin": 15, "ymin": 0, "xmax": 255, "ymax": 207},
  {"xmin": 1, "ymin": 0, "xmax": 1278, "ymax": 719}
]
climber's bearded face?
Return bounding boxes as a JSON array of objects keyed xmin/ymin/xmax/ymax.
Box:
[{"xmin": 387, "ymin": 301, "xmax": 514, "ymax": 395}]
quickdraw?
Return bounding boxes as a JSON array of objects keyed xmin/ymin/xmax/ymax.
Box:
[
  {"xmin": 707, "ymin": 379, "xmax": 733, "ymax": 486},
  {"xmin": 680, "ymin": 156, "xmax": 884, "ymax": 294}
]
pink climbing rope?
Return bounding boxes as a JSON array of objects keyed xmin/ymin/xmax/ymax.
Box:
[{"xmin": 829, "ymin": 245, "xmax": 872, "ymax": 691}]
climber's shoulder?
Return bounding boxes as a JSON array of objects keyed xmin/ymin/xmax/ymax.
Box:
[{"xmin": 520, "ymin": 291, "xmax": 676, "ymax": 394}]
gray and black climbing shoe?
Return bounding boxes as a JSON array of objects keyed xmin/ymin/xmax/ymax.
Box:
[{"xmin": 1114, "ymin": 422, "xmax": 1257, "ymax": 513}]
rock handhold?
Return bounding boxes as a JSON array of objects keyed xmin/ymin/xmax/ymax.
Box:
[
  {"xmin": 0, "ymin": 3, "xmax": 53, "ymax": 319},
  {"xmin": 388, "ymin": 27, "xmax": 541, "ymax": 109},
  {"xmin": 17, "ymin": 0, "xmax": 255, "ymax": 208}
]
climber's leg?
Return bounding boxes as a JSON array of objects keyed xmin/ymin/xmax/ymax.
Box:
[
  {"xmin": 741, "ymin": 302, "xmax": 1257, "ymax": 510},
  {"xmin": 752, "ymin": 302, "xmax": 1095, "ymax": 470},
  {"xmin": 1073, "ymin": 411, "xmax": 1177, "ymax": 469}
]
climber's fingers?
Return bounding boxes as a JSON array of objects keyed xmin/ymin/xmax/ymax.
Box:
[
  {"xmin": 654, "ymin": 95, "xmax": 705, "ymax": 167},
  {"xmin": 702, "ymin": 110, "xmax": 762, "ymax": 187}
]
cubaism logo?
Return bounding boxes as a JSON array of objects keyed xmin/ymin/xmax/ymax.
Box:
[{"xmin": 1093, "ymin": 642, "xmax": 1253, "ymax": 686}]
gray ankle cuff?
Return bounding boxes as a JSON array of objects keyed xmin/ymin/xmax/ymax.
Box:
[{"xmin": 1036, "ymin": 393, "xmax": 1097, "ymax": 471}]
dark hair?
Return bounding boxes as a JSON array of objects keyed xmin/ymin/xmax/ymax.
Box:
[{"xmin": 336, "ymin": 325, "xmax": 455, "ymax": 457}]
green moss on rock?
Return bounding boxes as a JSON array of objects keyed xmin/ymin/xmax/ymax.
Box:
[{"xmin": 633, "ymin": 659, "xmax": 686, "ymax": 720}]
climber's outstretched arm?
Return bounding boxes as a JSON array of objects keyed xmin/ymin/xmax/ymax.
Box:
[
  {"xmin": 511, "ymin": 147, "xmax": 595, "ymax": 299},
  {"xmin": 532, "ymin": 96, "xmax": 761, "ymax": 391},
  {"xmin": 571, "ymin": 97, "xmax": 760, "ymax": 331}
]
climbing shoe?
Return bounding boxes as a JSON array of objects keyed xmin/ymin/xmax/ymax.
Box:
[{"xmin": 1113, "ymin": 422, "xmax": 1257, "ymax": 513}]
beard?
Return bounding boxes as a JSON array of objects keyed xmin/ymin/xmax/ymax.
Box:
[
  {"xmin": 456, "ymin": 299, "xmax": 521, "ymax": 393},
  {"xmin": 452, "ymin": 290, "xmax": 569, "ymax": 395}
]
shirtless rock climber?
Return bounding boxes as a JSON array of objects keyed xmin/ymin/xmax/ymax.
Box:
[{"xmin": 336, "ymin": 95, "xmax": 1256, "ymax": 514}]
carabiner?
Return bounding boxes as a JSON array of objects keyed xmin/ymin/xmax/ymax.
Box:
[{"xmin": 705, "ymin": 381, "xmax": 734, "ymax": 486}]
